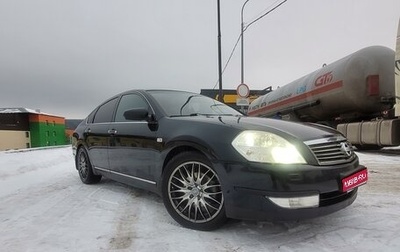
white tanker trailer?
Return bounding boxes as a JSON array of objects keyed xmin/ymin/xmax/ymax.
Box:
[{"xmin": 248, "ymin": 44, "xmax": 400, "ymax": 149}]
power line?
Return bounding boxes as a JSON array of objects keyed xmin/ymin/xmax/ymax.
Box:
[
  {"xmin": 246, "ymin": 0, "xmax": 281, "ymax": 28},
  {"xmin": 213, "ymin": 33, "xmax": 242, "ymax": 89},
  {"xmin": 213, "ymin": 0, "xmax": 288, "ymax": 89},
  {"xmin": 245, "ymin": 0, "xmax": 287, "ymax": 31}
]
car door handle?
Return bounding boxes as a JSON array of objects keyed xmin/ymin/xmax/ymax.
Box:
[{"xmin": 108, "ymin": 129, "xmax": 118, "ymax": 135}]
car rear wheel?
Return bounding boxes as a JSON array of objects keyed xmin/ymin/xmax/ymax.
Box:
[
  {"xmin": 76, "ymin": 147, "xmax": 102, "ymax": 184},
  {"xmin": 162, "ymin": 151, "xmax": 227, "ymax": 230}
]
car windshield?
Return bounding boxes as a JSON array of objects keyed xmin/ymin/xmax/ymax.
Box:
[{"xmin": 148, "ymin": 90, "xmax": 242, "ymax": 117}]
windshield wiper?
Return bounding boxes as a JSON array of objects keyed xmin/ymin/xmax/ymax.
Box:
[
  {"xmin": 170, "ymin": 113, "xmax": 213, "ymax": 117},
  {"xmin": 189, "ymin": 113, "xmax": 216, "ymax": 117},
  {"xmin": 179, "ymin": 95, "xmax": 201, "ymax": 115}
]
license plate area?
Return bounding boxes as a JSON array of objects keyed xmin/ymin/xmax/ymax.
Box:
[{"xmin": 341, "ymin": 169, "xmax": 368, "ymax": 192}]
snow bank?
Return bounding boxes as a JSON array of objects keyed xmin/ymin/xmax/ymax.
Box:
[{"xmin": 0, "ymin": 147, "xmax": 399, "ymax": 251}]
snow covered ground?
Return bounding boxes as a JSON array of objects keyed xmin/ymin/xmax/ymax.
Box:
[{"xmin": 0, "ymin": 146, "xmax": 399, "ymax": 252}]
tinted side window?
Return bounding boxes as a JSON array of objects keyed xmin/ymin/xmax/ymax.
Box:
[
  {"xmin": 86, "ymin": 109, "xmax": 96, "ymax": 124},
  {"xmin": 115, "ymin": 93, "xmax": 149, "ymax": 122},
  {"xmin": 93, "ymin": 98, "xmax": 118, "ymax": 123}
]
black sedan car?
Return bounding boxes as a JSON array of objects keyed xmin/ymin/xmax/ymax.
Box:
[{"xmin": 72, "ymin": 90, "xmax": 368, "ymax": 230}]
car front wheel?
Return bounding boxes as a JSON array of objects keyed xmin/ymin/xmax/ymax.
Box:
[{"xmin": 162, "ymin": 151, "xmax": 227, "ymax": 231}]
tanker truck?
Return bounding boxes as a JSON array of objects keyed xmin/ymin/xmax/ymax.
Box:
[{"xmin": 248, "ymin": 22, "xmax": 400, "ymax": 150}]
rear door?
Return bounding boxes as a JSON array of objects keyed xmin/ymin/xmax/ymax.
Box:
[{"xmin": 85, "ymin": 97, "xmax": 118, "ymax": 171}]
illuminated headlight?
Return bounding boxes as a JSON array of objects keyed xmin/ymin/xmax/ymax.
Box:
[{"xmin": 231, "ymin": 130, "xmax": 306, "ymax": 164}]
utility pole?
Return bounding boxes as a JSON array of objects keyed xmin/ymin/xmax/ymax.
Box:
[
  {"xmin": 241, "ymin": 0, "xmax": 250, "ymax": 85},
  {"xmin": 217, "ymin": 0, "xmax": 223, "ymax": 102}
]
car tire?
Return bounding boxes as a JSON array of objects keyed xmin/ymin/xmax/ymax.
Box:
[
  {"xmin": 76, "ymin": 147, "xmax": 102, "ymax": 184},
  {"xmin": 162, "ymin": 151, "xmax": 227, "ymax": 231}
]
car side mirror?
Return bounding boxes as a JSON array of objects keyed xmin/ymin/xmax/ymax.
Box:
[{"xmin": 123, "ymin": 108, "xmax": 149, "ymax": 121}]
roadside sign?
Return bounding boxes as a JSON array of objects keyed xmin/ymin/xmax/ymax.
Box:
[
  {"xmin": 236, "ymin": 98, "xmax": 250, "ymax": 106},
  {"xmin": 237, "ymin": 83, "xmax": 250, "ymax": 98}
]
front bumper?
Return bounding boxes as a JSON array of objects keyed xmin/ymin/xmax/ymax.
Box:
[{"xmin": 214, "ymin": 158, "xmax": 365, "ymax": 221}]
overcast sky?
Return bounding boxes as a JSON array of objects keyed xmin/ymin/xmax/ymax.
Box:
[{"xmin": 0, "ymin": 0, "xmax": 399, "ymax": 119}]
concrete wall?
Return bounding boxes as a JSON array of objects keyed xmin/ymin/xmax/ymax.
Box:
[{"xmin": 0, "ymin": 130, "xmax": 31, "ymax": 151}]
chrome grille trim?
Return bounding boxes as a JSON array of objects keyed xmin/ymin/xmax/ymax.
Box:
[{"xmin": 305, "ymin": 136, "xmax": 356, "ymax": 165}]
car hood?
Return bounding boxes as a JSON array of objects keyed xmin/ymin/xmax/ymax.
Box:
[{"xmin": 171, "ymin": 115, "xmax": 341, "ymax": 142}]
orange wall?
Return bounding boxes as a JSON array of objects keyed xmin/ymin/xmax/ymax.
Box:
[
  {"xmin": 65, "ymin": 129, "xmax": 74, "ymax": 138},
  {"xmin": 29, "ymin": 114, "xmax": 65, "ymax": 124}
]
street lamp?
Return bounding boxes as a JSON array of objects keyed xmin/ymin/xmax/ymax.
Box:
[
  {"xmin": 240, "ymin": 0, "xmax": 287, "ymax": 85},
  {"xmin": 240, "ymin": 0, "xmax": 250, "ymax": 85},
  {"xmin": 217, "ymin": 0, "xmax": 223, "ymax": 102}
]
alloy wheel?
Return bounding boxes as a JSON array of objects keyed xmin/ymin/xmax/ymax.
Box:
[{"xmin": 167, "ymin": 161, "xmax": 224, "ymax": 223}]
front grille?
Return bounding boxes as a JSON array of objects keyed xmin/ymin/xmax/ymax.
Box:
[{"xmin": 305, "ymin": 136, "xmax": 356, "ymax": 165}]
